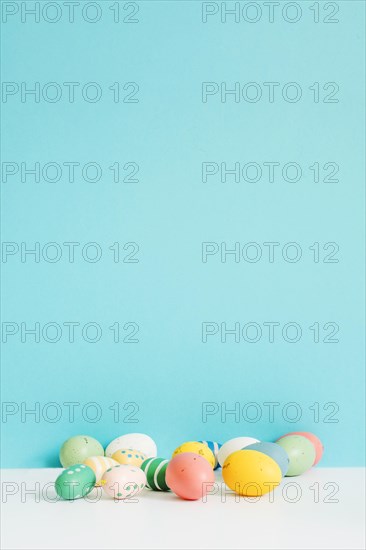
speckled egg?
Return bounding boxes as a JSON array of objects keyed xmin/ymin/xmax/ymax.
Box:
[
  {"xmin": 218, "ymin": 437, "xmax": 260, "ymax": 467},
  {"xmin": 223, "ymin": 450, "xmax": 282, "ymax": 496},
  {"xmin": 172, "ymin": 441, "xmax": 215, "ymax": 468},
  {"xmin": 101, "ymin": 464, "xmax": 147, "ymax": 499},
  {"xmin": 276, "ymin": 435, "xmax": 316, "ymax": 476},
  {"xmin": 83, "ymin": 456, "xmax": 118, "ymax": 486},
  {"xmin": 59, "ymin": 436, "xmax": 104, "ymax": 468},
  {"xmin": 244, "ymin": 442, "xmax": 289, "ymax": 477},
  {"xmin": 141, "ymin": 457, "xmax": 170, "ymax": 491},
  {"xmin": 55, "ymin": 464, "xmax": 96, "ymax": 500},
  {"xmin": 112, "ymin": 448, "xmax": 147, "ymax": 467},
  {"xmin": 198, "ymin": 441, "xmax": 222, "ymax": 469},
  {"xmin": 105, "ymin": 433, "xmax": 157, "ymax": 458},
  {"xmin": 277, "ymin": 432, "xmax": 323, "ymax": 465}
]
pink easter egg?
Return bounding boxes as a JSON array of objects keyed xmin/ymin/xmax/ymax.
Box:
[
  {"xmin": 166, "ymin": 452, "xmax": 215, "ymax": 501},
  {"xmin": 101, "ymin": 464, "xmax": 146, "ymax": 499},
  {"xmin": 277, "ymin": 432, "xmax": 323, "ymax": 465}
]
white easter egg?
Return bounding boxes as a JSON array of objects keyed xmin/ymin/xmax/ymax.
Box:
[{"xmin": 105, "ymin": 433, "xmax": 157, "ymax": 459}]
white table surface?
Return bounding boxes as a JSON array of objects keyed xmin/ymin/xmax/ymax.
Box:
[{"xmin": 1, "ymin": 468, "xmax": 365, "ymax": 550}]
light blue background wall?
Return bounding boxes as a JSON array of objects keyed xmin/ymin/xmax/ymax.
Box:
[{"xmin": 1, "ymin": 0, "xmax": 365, "ymax": 467}]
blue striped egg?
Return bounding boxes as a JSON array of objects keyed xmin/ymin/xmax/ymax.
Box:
[{"xmin": 199, "ymin": 441, "xmax": 222, "ymax": 470}]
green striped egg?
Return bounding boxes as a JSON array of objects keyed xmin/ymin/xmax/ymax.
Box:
[{"xmin": 141, "ymin": 458, "xmax": 170, "ymax": 491}]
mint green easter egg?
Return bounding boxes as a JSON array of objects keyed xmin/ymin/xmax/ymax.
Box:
[
  {"xmin": 55, "ymin": 464, "xmax": 96, "ymax": 500},
  {"xmin": 276, "ymin": 435, "xmax": 316, "ymax": 476},
  {"xmin": 59, "ymin": 435, "xmax": 104, "ymax": 467}
]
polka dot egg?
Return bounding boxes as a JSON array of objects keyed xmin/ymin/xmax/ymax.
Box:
[
  {"xmin": 101, "ymin": 464, "xmax": 146, "ymax": 499},
  {"xmin": 112, "ymin": 448, "xmax": 147, "ymax": 468},
  {"xmin": 55, "ymin": 464, "xmax": 96, "ymax": 500}
]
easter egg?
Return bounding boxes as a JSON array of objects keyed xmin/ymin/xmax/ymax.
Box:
[
  {"xmin": 83, "ymin": 456, "xmax": 118, "ymax": 486},
  {"xmin": 59, "ymin": 435, "xmax": 104, "ymax": 467},
  {"xmin": 141, "ymin": 457, "xmax": 170, "ymax": 491},
  {"xmin": 223, "ymin": 450, "xmax": 281, "ymax": 496},
  {"xmin": 244, "ymin": 442, "xmax": 289, "ymax": 477},
  {"xmin": 55, "ymin": 464, "xmax": 96, "ymax": 500},
  {"xmin": 218, "ymin": 437, "xmax": 259, "ymax": 467},
  {"xmin": 277, "ymin": 432, "xmax": 323, "ymax": 465},
  {"xmin": 276, "ymin": 435, "xmax": 316, "ymax": 476},
  {"xmin": 172, "ymin": 441, "xmax": 215, "ymax": 468},
  {"xmin": 112, "ymin": 448, "xmax": 147, "ymax": 467},
  {"xmin": 166, "ymin": 453, "xmax": 215, "ymax": 500},
  {"xmin": 199, "ymin": 441, "xmax": 222, "ymax": 470},
  {"xmin": 105, "ymin": 433, "xmax": 157, "ymax": 458},
  {"xmin": 101, "ymin": 464, "xmax": 146, "ymax": 499}
]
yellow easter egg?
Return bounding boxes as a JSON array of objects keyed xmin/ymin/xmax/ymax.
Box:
[
  {"xmin": 172, "ymin": 441, "xmax": 215, "ymax": 468},
  {"xmin": 222, "ymin": 450, "xmax": 282, "ymax": 496},
  {"xmin": 83, "ymin": 456, "xmax": 118, "ymax": 486},
  {"xmin": 112, "ymin": 448, "xmax": 147, "ymax": 467}
]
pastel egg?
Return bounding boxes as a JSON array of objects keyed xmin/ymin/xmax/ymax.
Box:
[
  {"xmin": 172, "ymin": 441, "xmax": 215, "ymax": 468},
  {"xmin": 105, "ymin": 433, "xmax": 157, "ymax": 458},
  {"xmin": 218, "ymin": 437, "xmax": 260, "ymax": 467},
  {"xmin": 59, "ymin": 436, "xmax": 104, "ymax": 468},
  {"xmin": 244, "ymin": 442, "xmax": 289, "ymax": 477},
  {"xmin": 101, "ymin": 464, "xmax": 146, "ymax": 499},
  {"xmin": 55, "ymin": 464, "xmax": 96, "ymax": 500},
  {"xmin": 276, "ymin": 435, "xmax": 316, "ymax": 476},
  {"xmin": 198, "ymin": 441, "xmax": 222, "ymax": 470},
  {"xmin": 277, "ymin": 432, "xmax": 323, "ymax": 465},
  {"xmin": 166, "ymin": 453, "xmax": 215, "ymax": 500},
  {"xmin": 83, "ymin": 456, "xmax": 118, "ymax": 486},
  {"xmin": 223, "ymin": 450, "xmax": 281, "ymax": 496},
  {"xmin": 141, "ymin": 457, "xmax": 170, "ymax": 491},
  {"xmin": 112, "ymin": 448, "xmax": 147, "ymax": 467}
]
